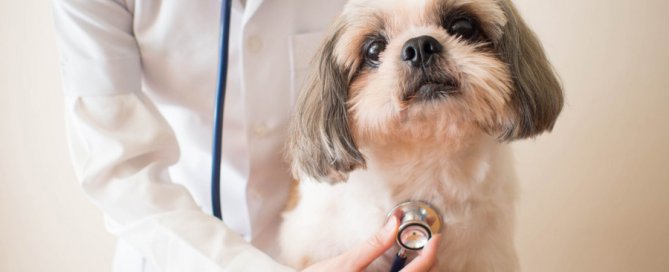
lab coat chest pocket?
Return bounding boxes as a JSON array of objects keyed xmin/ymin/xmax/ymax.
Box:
[{"xmin": 289, "ymin": 31, "xmax": 326, "ymax": 107}]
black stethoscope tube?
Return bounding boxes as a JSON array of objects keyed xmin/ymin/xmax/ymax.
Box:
[
  {"xmin": 211, "ymin": 0, "xmax": 232, "ymax": 221},
  {"xmin": 390, "ymin": 249, "xmax": 408, "ymax": 272}
]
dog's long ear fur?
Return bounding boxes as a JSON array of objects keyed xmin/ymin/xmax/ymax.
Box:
[
  {"xmin": 288, "ymin": 24, "xmax": 366, "ymax": 183},
  {"xmin": 498, "ymin": 0, "xmax": 564, "ymax": 140}
]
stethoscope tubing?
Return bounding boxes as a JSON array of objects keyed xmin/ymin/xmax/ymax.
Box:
[
  {"xmin": 210, "ymin": 4, "xmax": 431, "ymax": 270},
  {"xmin": 211, "ymin": 0, "xmax": 233, "ymax": 221}
]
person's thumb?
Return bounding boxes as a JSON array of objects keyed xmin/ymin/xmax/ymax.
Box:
[{"xmin": 345, "ymin": 216, "xmax": 398, "ymax": 270}]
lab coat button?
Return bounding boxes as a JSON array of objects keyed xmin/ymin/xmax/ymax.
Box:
[
  {"xmin": 247, "ymin": 36, "xmax": 263, "ymax": 53},
  {"xmin": 253, "ymin": 123, "xmax": 269, "ymax": 136}
]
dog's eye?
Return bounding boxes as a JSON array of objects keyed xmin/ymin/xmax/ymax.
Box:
[
  {"xmin": 364, "ymin": 40, "xmax": 387, "ymax": 67},
  {"xmin": 447, "ymin": 17, "xmax": 479, "ymax": 40}
]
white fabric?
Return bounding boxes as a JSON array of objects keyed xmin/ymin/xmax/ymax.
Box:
[{"xmin": 52, "ymin": 0, "xmax": 347, "ymax": 271}]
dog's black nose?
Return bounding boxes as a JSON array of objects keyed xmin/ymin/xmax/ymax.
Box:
[{"xmin": 401, "ymin": 36, "xmax": 443, "ymax": 68}]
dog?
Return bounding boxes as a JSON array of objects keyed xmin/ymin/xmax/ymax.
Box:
[{"xmin": 279, "ymin": 0, "xmax": 563, "ymax": 271}]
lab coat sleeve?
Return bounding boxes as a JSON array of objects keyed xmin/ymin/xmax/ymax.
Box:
[{"xmin": 53, "ymin": 1, "xmax": 294, "ymax": 271}]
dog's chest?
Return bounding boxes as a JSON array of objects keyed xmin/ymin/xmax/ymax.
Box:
[{"xmin": 279, "ymin": 146, "xmax": 518, "ymax": 271}]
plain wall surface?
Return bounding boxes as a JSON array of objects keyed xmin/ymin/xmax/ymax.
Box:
[
  {"xmin": 1, "ymin": 0, "xmax": 667, "ymax": 271},
  {"xmin": 512, "ymin": 0, "xmax": 669, "ymax": 271},
  {"xmin": 0, "ymin": 1, "xmax": 115, "ymax": 272}
]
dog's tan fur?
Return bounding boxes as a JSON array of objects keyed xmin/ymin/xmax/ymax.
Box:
[{"xmin": 281, "ymin": 0, "xmax": 563, "ymax": 271}]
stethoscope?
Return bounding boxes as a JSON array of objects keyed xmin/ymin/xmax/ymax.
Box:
[
  {"xmin": 210, "ymin": 1, "xmax": 442, "ymax": 271},
  {"xmin": 387, "ymin": 201, "xmax": 443, "ymax": 272},
  {"xmin": 210, "ymin": 0, "xmax": 232, "ymax": 220}
]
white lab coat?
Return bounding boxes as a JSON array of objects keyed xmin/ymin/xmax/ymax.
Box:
[{"xmin": 52, "ymin": 0, "xmax": 347, "ymax": 271}]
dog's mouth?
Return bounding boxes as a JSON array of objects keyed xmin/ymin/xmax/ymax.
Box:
[{"xmin": 402, "ymin": 77, "xmax": 460, "ymax": 102}]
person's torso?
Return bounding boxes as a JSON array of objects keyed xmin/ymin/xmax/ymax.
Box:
[{"xmin": 115, "ymin": 0, "xmax": 348, "ymax": 264}]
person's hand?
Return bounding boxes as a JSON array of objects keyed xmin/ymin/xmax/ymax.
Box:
[{"xmin": 302, "ymin": 216, "xmax": 441, "ymax": 272}]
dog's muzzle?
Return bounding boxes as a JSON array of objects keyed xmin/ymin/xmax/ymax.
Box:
[{"xmin": 400, "ymin": 35, "xmax": 459, "ymax": 102}]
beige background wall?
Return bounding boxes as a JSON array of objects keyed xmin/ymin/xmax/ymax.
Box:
[
  {"xmin": 1, "ymin": 0, "xmax": 667, "ymax": 271},
  {"xmin": 0, "ymin": 1, "xmax": 115, "ymax": 271},
  {"xmin": 513, "ymin": 0, "xmax": 669, "ymax": 271}
]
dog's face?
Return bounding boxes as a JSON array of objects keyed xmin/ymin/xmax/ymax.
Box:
[{"xmin": 290, "ymin": 0, "xmax": 563, "ymax": 182}]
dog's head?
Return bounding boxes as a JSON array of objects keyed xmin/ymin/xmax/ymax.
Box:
[{"xmin": 290, "ymin": 0, "xmax": 563, "ymax": 182}]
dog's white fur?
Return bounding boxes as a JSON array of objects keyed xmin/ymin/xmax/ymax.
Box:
[
  {"xmin": 281, "ymin": 136, "xmax": 519, "ymax": 271},
  {"xmin": 279, "ymin": 0, "xmax": 562, "ymax": 271}
]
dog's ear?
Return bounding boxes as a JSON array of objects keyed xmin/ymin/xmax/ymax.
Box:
[
  {"xmin": 288, "ymin": 24, "xmax": 366, "ymax": 183},
  {"xmin": 497, "ymin": 0, "xmax": 564, "ymax": 140}
]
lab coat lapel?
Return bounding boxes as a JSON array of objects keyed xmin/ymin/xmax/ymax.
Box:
[
  {"xmin": 219, "ymin": 0, "xmax": 245, "ymax": 12},
  {"xmin": 242, "ymin": 0, "xmax": 265, "ymax": 24}
]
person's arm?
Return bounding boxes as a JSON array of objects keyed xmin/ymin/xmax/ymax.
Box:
[
  {"xmin": 53, "ymin": 0, "xmax": 293, "ymax": 270},
  {"xmin": 53, "ymin": 1, "xmax": 439, "ymax": 270}
]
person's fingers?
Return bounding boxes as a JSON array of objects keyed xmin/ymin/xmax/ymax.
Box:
[
  {"xmin": 401, "ymin": 234, "xmax": 441, "ymax": 272},
  {"xmin": 345, "ymin": 216, "xmax": 399, "ymax": 270}
]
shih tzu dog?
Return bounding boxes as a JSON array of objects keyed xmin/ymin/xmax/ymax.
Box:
[{"xmin": 279, "ymin": 0, "xmax": 563, "ymax": 271}]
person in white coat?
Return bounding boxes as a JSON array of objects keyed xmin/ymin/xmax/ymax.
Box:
[{"xmin": 53, "ymin": 0, "xmax": 439, "ymax": 271}]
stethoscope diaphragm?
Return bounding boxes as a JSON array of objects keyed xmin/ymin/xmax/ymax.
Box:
[{"xmin": 387, "ymin": 201, "xmax": 443, "ymax": 251}]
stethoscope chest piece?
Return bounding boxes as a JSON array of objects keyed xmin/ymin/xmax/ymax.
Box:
[{"xmin": 387, "ymin": 201, "xmax": 442, "ymax": 251}]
